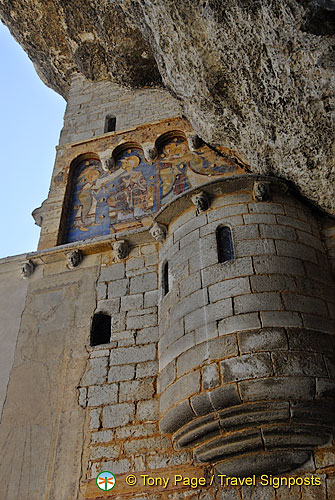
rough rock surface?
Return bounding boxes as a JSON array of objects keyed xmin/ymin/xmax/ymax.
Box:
[
  {"xmin": 0, "ymin": 0, "xmax": 161, "ymax": 95},
  {"xmin": 1, "ymin": 0, "xmax": 334, "ymax": 214}
]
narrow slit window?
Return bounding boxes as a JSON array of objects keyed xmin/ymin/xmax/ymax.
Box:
[
  {"xmin": 90, "ymin": 313, "xmax": 111, "ymax": 346},
  {"xmin": 104, "ymin": 115, "xmax": 116, "ymax": 133},
  {"xmin": 163, "ymin": 261, "xmax": 169, "ymax": 296},
  {"xmin": 216, "ymin": 226, "xmax": 234, "ymax": 263}
]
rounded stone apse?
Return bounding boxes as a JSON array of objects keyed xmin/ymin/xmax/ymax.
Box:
[{"xmin": 157, "ymin": 177, "xmax": 335, "ymax": 477}]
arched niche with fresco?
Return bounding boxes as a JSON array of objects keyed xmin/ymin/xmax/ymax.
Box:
[
  {"xmin": 65, "ymin": 134, "xmax": 246, "ymax": 243},
  {"xmin": 65, "ymin": 147, "xmax": 155, "ymax": 243},
  {"xmin": 156, "ymin": 132, "xmax": 243, "ymax": 206}
]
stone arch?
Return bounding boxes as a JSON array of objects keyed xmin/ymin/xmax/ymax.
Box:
[
  {"xmin": 155, "ymin": 130, "xmax": 188, "ymax": 155},
  {"xmin": 111, "ymin": 141, "xmax": 144, "ymax": 167}
]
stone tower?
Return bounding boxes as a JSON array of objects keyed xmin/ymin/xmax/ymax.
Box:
[{"xmin": 0, "ymin": 2, "xmax": 335, "ymax": 500}]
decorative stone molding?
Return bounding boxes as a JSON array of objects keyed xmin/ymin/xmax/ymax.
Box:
[
  {"xmin": 191, "ymin": 191, "xmax": 209, "ymax": 215},
  {"xmin": 150, "ymin": 222, "xmax": 167, "ymax": 242},
  {"xmin": 143, "ymin": 143, "xmax": 158, "ymax": 162},
  {"xmin": 66, "ymin": 249, "xmax": 83, "ymax": 269},
  {"xmin": 253, "ymin": 181, "xmax": 271, "ymax": 202},
  {"xmin": 187, "ymin": 134, "xmax": 202, "ymax": 152},
  {"xmin": 20, "ymin": 260, "xmax": 35, "ymax": 279},
  {"xmin": 113, "ymin": 240, "xmax": 129, "ymax": 261}
]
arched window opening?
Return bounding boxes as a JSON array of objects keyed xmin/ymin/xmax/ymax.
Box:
[
  {"xmin": 90, "ymin": 313, "xmax": 111, "ymax": 346},
  {"xmin": 104, "ymin": 115, "xmax": 116, "ymax": 133},
  {"xmin": 216, "ymin": 226, "xmax": 234, "ymax": 263},
  {"xmin": 163, "ymin": 261, "xmax": 170, "ymax": 296}
]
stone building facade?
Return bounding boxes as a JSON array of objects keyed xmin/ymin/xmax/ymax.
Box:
[{"xmin": 0, "ymin": 73, "xmax": 334, "ymax": 500}]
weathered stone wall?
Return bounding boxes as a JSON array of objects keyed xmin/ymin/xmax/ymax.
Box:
[
  {"xmin": 59, "ymin": 74, "xmax": 182, "ymax": 145},
  {"xmin": 0, "ymin": 254, "xmax": 100, "ymax": 500},
  {"xmin": 78, "ymin": 238, "xmax": 334, "ymax": 500},
  {"xmin": 0, "ymin": 255, "xmax": 28, "ymax": 418},
  {"xmin": 78, "ymin": 242, "xmax": 161, "ymax": 480}
]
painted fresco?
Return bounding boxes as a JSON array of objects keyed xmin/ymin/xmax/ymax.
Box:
[{"xmin": 66, "ymin": 137, "xmax": 241, "ymax": 243}]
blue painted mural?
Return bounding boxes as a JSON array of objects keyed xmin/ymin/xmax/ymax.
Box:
[{"xmin": 66, "ymin": 136, "xmax": 239, "ymax": 243}]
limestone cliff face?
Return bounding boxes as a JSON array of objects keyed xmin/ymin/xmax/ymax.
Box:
[{"xmin": 1, "ymin": 0, "xmax": 334, "ymax": 214}]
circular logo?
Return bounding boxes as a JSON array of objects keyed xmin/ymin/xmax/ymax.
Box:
[{"xmin": 96, "ymin": 471, "xmax": 116, "ymax": 491}]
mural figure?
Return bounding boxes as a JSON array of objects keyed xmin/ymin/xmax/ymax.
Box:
[
  {"xmin": 106, "ymin": 193, "xmax": 118, "ymax": 225},
  {"xmin": 119, "ymin": 155, "xmax": 148, "ymax": 218},
  {"xmin": 69, "ymin": 159, "xmax": 111, "ymax": 239},
  {"xmin": 76, "ymin": 168, "xmax": 100, "ymax": 227},
  {"xmin": 66, "ymin": 137, "xmax": 243, "ymax": 243},
  {"xmin": 158, "ymin": 137, "xmax": 191, "ymax": 204}
]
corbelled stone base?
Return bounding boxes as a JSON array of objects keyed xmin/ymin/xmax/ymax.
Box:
[
  {"xmin": 173, "ymin": 400, "xmax": 333, "ymax": 476},
  {"xmin": 160, "ymin": 328, "xmax": 335, "ymax": 476}
]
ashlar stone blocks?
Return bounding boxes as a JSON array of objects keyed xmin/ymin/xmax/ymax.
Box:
[{"xmin": 156, "ymin": 179, "xmax": 335, "ymax": 479}]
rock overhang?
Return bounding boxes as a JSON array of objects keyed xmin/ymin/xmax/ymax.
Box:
[{"xmin": 1, "ymin": 0, "xmax": 334, "ymax": 215}]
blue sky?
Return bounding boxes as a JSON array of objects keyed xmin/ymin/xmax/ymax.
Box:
[{"xmin": 0, "ymin": 22, "xmax": 66, "ymax": 259}]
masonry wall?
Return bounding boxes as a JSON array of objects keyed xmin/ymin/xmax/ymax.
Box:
[
  {"xmin": 59, "ymin": 74, "xmax": 182, "ymax": 145},
  {"xmin": 0, "ymin": 253, "xmax": 100, "ymax": 500},
  {"xmin": 75, "ymin": 183, "xmax": 335, "ymax": 500},
  {"xmin": 79, "ymin": 242, "xmax": 161, "ymax": 481},
  {"xmin": 78, "ymin": 241, "xmax": 335, "ymax": 500},
  {"xmin": 0, "ymin": 202, "xmax": 334, "ymax": 499},
  {"xmin": 0, "ymin": 255, "xmax": 28, "ymax": 417},
  {"xmin": 158, "ymin": 190, "xmax": 334, "ymax": 407}
]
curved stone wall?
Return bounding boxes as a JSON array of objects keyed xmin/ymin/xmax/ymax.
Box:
[{"xmin": 157, "ymin": 178, "xmax": 335, "ymax": 476}]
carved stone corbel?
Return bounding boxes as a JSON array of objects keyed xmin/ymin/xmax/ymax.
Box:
[
  {"xmin": 191, "ymin": 191, "xmax": 210, "ymax": 215},
  {"xmin": 20, "ymin": 260, "xmax": 35, "ymax": 279},
  {"xmin": 143, "ymin": 143, "xmax": 158, "ymax": 162},
  {"xmin": 32, "ymin": 199, "xmax": 47, "ymax": 227},
  {"xmin": 150, "ymin": 222, "xmax": 167, "ymax": 242},
  {"xmin": 187, "ymin": 134, "xmax": 202, "ymax": 152},
  {"xmin": 99, "ymin": 151, "xmax": 115, "ymax": 173},
  {"xmin": 66, "ymin": 249, "xmax": 83, "ymax": 269},
  {"xmin": 113, "ymin": 240, "xmax": 129, "ymax": 261},
  {"xmin": 253, "ymin": 181, "xmax": 271, "ymax": 202}
]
